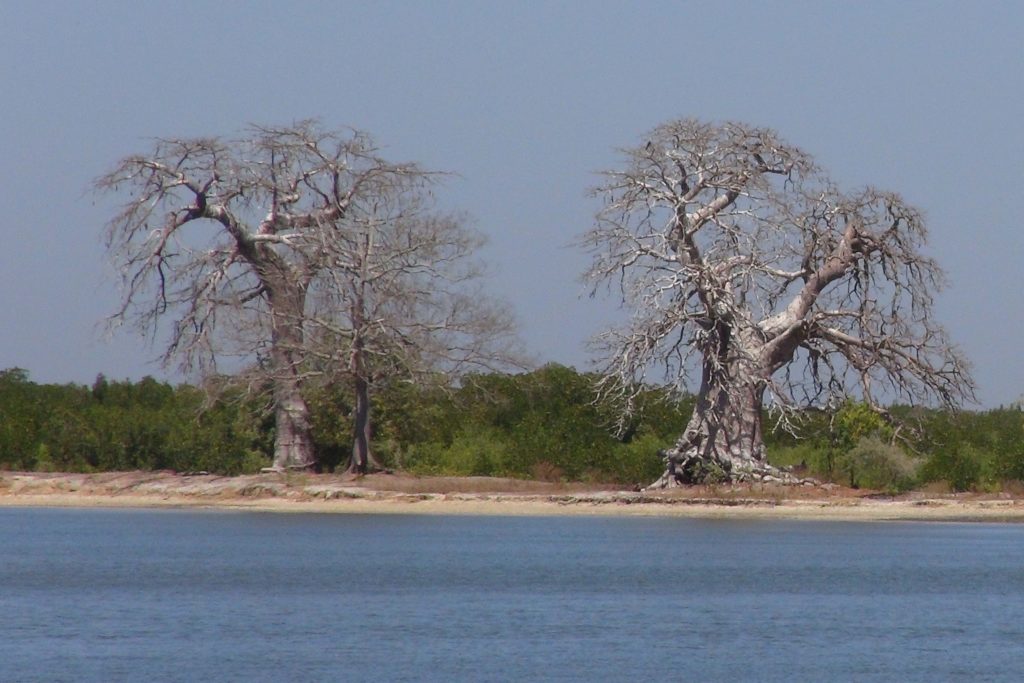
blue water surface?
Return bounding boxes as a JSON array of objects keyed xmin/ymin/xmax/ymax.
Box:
[{"xmin": 2, "ymin": 508, "xmax": 1023, "ymax": 682}]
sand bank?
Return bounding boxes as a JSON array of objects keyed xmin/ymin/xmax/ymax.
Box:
[{"xmin": 2, "ymin": 471, "xmax": 1023, "ymax": 522}]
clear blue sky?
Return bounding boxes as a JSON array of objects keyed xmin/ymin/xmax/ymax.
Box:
[{"xmin": 1, "ymin": 1, "xmax": 1021, "ymax": 407}]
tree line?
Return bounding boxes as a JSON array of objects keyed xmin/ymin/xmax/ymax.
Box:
[{"xmin": 1, "ymin": 365, "xmax": 1019, "ymax": 492}]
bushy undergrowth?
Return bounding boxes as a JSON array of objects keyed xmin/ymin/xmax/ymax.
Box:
[
  {"xmin": 2, "ymin": 365, "xmax": 1022, "ymax": 489},
  {"xmin": 764, "ymin": 401, "xmax": 1024, "ymax": 493},
  {"xmin": 379, "ymin": 365, "xmax": 674, "ymax": 485},
  {"xmin": 0, "ymin": 369, "xmax": 270, "ymax": 475}
]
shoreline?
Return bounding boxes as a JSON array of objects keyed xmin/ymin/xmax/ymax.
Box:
[{"xmin": 3, "ymin": 471, "xmax": 1024, "ymax": 522}]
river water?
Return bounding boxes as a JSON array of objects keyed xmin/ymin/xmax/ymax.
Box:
[{"xmin": 2, "ymin": 508, "xmax": 1023, "ymax": 681}]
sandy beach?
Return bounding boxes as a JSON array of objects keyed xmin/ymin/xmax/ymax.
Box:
[{"xmin": 2, "ymin": 470, "xmax": 1024, "ymax": 522}]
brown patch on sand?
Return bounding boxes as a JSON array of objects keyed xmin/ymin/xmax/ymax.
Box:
[{"xmin": 2, "ymin": 470, "xmax": 1024, "ymax": 522}]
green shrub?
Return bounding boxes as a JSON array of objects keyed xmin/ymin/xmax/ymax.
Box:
[
  {"xmin": 239, "ymin": 449, "xmax": 271, "ymax": 474},
  {"xmin": 836, "ymin": 436, "xmax": 917, "ymax": 492},
  {"xmin": 33, "ymin": 444, "xmax": 55, "ymax": 473},
  {"xmin": 991, "ymin": 448, "xmax": 1024, "ymax": 487},
  {"xmin": 401, "ymin": 428, "xmax": 513, "ymax": 477},
  {"xmin": 920, "ymin": 443, "xmax": 986, "ymax": 492},
  {"xmin": 767, "ymin": 442, "xmax": 829, "ymax": 476},
  {"xmin": 608, "ymin": 433, "xmax": 669, "ymax": 486}
]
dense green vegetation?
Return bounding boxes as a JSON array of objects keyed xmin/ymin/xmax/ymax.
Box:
[
  {"xmin": 1, "ymin": 365, "xmax": 1020, "ymax": 491},
  {"xmin": 0, "ymin": 368, "xmax": 271, "ymax": 475}
]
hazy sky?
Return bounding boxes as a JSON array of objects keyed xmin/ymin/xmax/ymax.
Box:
[{"xmin": 1, "ymin": 1, "xmax": 1021, "ymax": 407}]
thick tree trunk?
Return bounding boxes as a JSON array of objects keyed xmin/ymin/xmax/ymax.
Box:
[
  {"xmin": 267, "ymin": 281, "xmax": 316, "ymax": 471},
  {"xmin": 272, "ymin": 377, "xmax": 316, "ymax": 471},
  {"xmin": 648, "ymin": 357, "xmax": 795, "ymax": 488}
]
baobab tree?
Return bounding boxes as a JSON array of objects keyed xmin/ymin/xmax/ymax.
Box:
[
  {"xmin": 99, "ymin": 121, "xmax": 518, "ymax": 472},
  {"xmin": 582, "ymin": 119, "xmax": 973, "ymax": 487}
]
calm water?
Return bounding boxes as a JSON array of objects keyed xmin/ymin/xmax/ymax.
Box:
[{"xmin": 2, "ymin": 509, "xmax": 1024, "ymax": 682}]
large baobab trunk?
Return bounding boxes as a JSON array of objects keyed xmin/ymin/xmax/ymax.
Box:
[
  {"xmin": 268, "ymin": 284, "xmax": 316, "ymax": 471},
  {"xmin": 272, "ymin": 372, "xmax": 316, "ymax": 471},
  {"xmin": 651, "ymin": 358, "xmax": 777, "ymax": 487},
  {"xmin": 649, "ymin": 321, "xmax": 802, "ymax": 488}
]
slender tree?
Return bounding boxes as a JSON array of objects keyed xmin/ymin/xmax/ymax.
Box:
[
  {"xmin": 582, "ymin": 119, "xmax": 974, "ymax": 487},
  {"xmin": 98, "ymin": 121, "xmax": 518, "ymax": 472},
  {"xmin": 303, "ymin": 171, "xmax": 522, "ymax": 473}
]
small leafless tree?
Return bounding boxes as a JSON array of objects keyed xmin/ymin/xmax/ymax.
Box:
[
  {"xmin": 582, "ymin": 119, "xmax": 974, "ymax": 487},
  {"xmin": 301, "ymin": 171, "xmax": 523, "ymax": 473},
  {"xmin": 98, "ymin": 121, "xmax": 520, "ymax": 472}
]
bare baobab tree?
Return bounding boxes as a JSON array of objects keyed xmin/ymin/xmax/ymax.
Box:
[
  {"xmin": 582, "ymin": 119, "xmax": 974, "ymax": 487},
  {"xmin": 98, "ymin": 121, "xmax": 519, "ymax": 473}
]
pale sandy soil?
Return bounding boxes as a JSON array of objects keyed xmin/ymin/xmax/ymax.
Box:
[{"xmin": 2, "ymin": 471, "xmax": 1024, "ymax": 522}]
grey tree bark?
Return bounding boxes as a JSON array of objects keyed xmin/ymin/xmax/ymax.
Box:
[
  {"xmin": 268, "ymin": 284, "xmax": 316, "ymax": 470},
  {"xmin": 582, "ymin": 119, "xmax": 974, "ymax": 487},
  {"xmin": 347, "ymin": 375, "xmax": 377, "ymax": 474}
]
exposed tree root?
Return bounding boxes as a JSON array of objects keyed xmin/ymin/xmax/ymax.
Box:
[
  {"xmin": 645, "ymin": 448, "xmax": 817, "ymax": 490},
  {"xmin": 260, "ymin": 463, "xmax": 317, "ymax": 474}
]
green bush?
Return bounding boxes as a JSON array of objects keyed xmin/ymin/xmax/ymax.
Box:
[
  {"xmin": 607, "ymin": 433, "xmax": 669, "ymax": 486},
  {"xmin": 400, "ymin": 428, "xmax": 512, "ymax": 477},
  {"xmin": 33, "ymin": 444, "xmax": 55, "ymax": 473},
  {"xmin": 767, "ymin": 442, "xmax": 827, "ymax": 476},
  {"xmin": 239, "ymin": 449, "xmax": 271, "ymax": 474},
  {"xmin": 920, "ymin": 443, "xmax": 986, "ymax": 492},
  {"xmin": 836, "ymin": 436, "xmax": 917, "ymax": 491}
]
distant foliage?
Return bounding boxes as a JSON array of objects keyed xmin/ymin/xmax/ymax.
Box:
[
  {"xmin": 763, "ymin": 400, "xmax": 1024, "ymax": 493},
  {"xmin": 2, "ymin": 366, "xmax": 1023, "ymax": 490},
  {"xmin": 0, "ymin": 370, "xmax": 270, "ymax": 475},
  {"xmin": 378, "ymin": 365, "xmax": 677, "ymax": 485}
]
